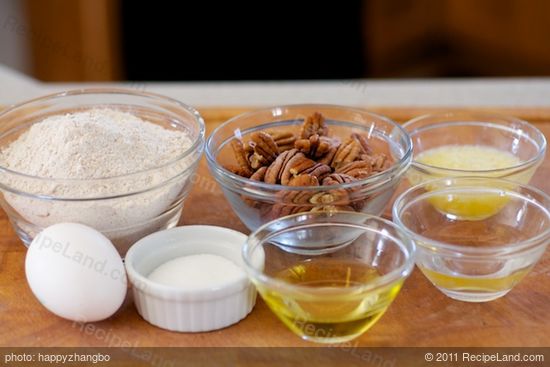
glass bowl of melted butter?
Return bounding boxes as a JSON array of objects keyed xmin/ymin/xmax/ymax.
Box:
[
  {"xmin": 403, "ymin": 112, "xmax": 546, "ymax": 218},
  {"xmin": 393, "ymin": 177, "xmax": 550, "ymax": 302},
  {"xmin": 242, "ymin": 211, "xmax": 415, "ymax": 344}
]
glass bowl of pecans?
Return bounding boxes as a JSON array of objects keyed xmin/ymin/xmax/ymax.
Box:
[{"xmin": 206, "ymin": 105, "xmax": 412, "ymax": 230}]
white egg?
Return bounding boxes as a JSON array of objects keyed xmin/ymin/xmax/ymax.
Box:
[{"xmin": 25, "ymin": 223, "xmax": 127, "ymax": 322}]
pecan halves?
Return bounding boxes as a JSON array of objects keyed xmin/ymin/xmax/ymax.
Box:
[
  {"xmin": 268, "ymin": 130, "xmax": 297, "ymax": 153},
  {"xmin": 351, "ymin": 133, "xmax": 373, "ymax": 155},
  {"xmin": 322, "ymin": 173, "xmax": 356, "ymax": 185},
  {"xmin": 268, "ymin": 202, "xmax": 310, "ymax": 219},
  {"xmin": 251, "ymin": 132, "xmax": 278, "ymax": 160},
  {"xmin": 302, "ymin": 162, "xmax": 332, "ymax": 181},
  {"xmin": 331, "ymin": 138, "xmax": 361, "ymax": 169},
  {"xmin": 225, "ymin": 164, "xmax": 253, "ymax": 177},
  {"xmin": 318, "ymin": 145, "xmax": 338, "ymax": 166},
  {"xmin": 268, "ymin": 189, "xmax": 314, "ymax": 219},
  {"xmin": 230, "ymin": 139, "xmax": 253, "ymax": 177},
  {"xmin": 224, "ymin": 112, "xmax": 396, "ymax": 221},
  {"xmin": 250, "ymin": 166, "xmax": 267, "ymax": 181},
  {"xmin": 277, "ymin": 189, "xmax": 314, "ymax": 204},
  {"xmin": 281, "ymin": 153, "xmax": 316, "ymax": 185},
  {"xmin": 372, "ymin": 153, "xmax": 392, "ymax": 172},
  {"xmin": 295, "ymin": 134, "xmax": 336, "ymax": 159},
  {"xmin": 241, "ymin": 166, "xmax": 268, "ymax": 209},
  {"xmin": 336, "ymin": 161, "xmax": 372, "ymax": 179},
  {"xmin": 248, "ymin": 132, "xmax": 279, "ymax": 169},
  {"xmin": 264, "ymin": 148, "xmax": 299, "ymax": 184},
  {"xmin": 309, "ymin": 189, "xmax": 349, "ymax": 206},
  {"xmin": 249, "ymin": 152, "xmax": 269, "ymax": 170},
  {"xmin": 361, "ymin": 153, "xmax": 392, "ymax": 172},
  {"xmin": 295, "ymin": 137, "xmax": 313, "ymax": 154},
  {"xmin": 300, "ymin": 112, "xmax": 328, "ymax": 139},
  {"xmin": 288, "ymin": 174, "xmax": 319, "ymax": 187}
]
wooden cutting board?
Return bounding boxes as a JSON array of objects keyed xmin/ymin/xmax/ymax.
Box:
[{"xmin": 1, "ymin": 107, "xmax": 549, "ymax": 347}]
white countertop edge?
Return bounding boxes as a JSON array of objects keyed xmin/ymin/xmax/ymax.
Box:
[{"xmin": 2, "ymin": 64, "xmax": 550, "ymax": 108}]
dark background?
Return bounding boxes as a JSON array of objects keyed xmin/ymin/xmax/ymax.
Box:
[
  {"xmin": 18, "ymin": 0, "xmax": 550, "ymax": 81},
  {"xmin": 121, "ymin": 2, "xmax": 365, "ymax": 81}
]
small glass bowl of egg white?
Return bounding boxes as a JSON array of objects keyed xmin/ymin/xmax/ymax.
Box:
[
  {"xmin": 403, "ymin": 111, "xmax": 546, "ymax": 187},
  {"xmin": 392, "ymin": 177, "xmax": 550, "ymax": 302}
]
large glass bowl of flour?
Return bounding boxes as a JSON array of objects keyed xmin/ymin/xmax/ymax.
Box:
[{"xmin": 0, "ymin": 89, "xmax": 205, "ymax": 255}]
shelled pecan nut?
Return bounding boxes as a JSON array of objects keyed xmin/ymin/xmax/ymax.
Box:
[
  {"xmin": 295, "ymin": 134, "xmax": 336, "ymax": 159},
  {"xmin": 322, "ymin": 173, "xmax": 356, "ymax": 185},
  {"xmin": 268, "ymin": 130, "xmax": 297, "ymax": 152},
  {"xmin": 372, "ymin": 153, "xmax": 391, "ymax": 172},
  {"xmin": 242, "ymin": 166, "xmax": 267, "ymax": 208},
  {"xmin": 361, "ymin": 153, "xmax": 391, "ymax": 172},
  {"xmin": 251, "ymin": 132, "xmax": 278, "ymax": 160},
  {"xmin": 336, "ymin": 161, "xmax": 372, "ymax": 179},
  {"xmin": 331, "ymin": 138, "xmax": 361, "ymax": 169},
  {"xmin": 225, "ymin": 164, "xmax": 251, "ymax": 177},
  {"xmin": 250, "ymin": 166, "xmax": 267, "ymax": 181},
  {"xmin": 309, "ymin": 189, "xmax": 349, "ymax": 205},
  {"xmin": 247, "ymin": 132, "xmax": 279, "ymax": 169},
  {"xmin": 351, "ymin": 133, "xmax": 373, "ymax": 155},
  {"xmin": 264, "ymin": 148, "xmax": 300, "ymax": 184},
  {"xmin": 244, "ymin": 142, "xmax": 255, "ymax": 155},
  {"xmin": 318, "ymin": 145, "xmax": 338, "ymax": 166},
  {"xmin": 249, "ymin": 153, "xmax": 268, "ymax": 170},
  {"xmin": 267, "ymin": 188, "xmax": 316, "ymax": 219},
  {"xmin": 280, "ymin": 153, "xmax": 316, "ymax": 185},
  {"xmin": 288, "ymin": 174, "xmax": 319, "ymax": 187},
  {"xmin": 268, "ymin": 203, "xmax": 311, "ymax": 219},
  {"xmin": 303, "ymin": 162, "xmax": 332, "ymax": 180},
  {"xmin": 300, "ymin": 112, "xmax": 328, "ymax": 139},
  {"xmin": 295, "ymin": 137, "xmax": 312, "ymax": 153},
  {"xmin": 308, "ymin": 192, "xmax": 335, "ymax": 205},
  {"xmin": 229, "ymin": 139, "xmax": 253, "ymax": 177},
  {"xmin": 279, "ymin": 190, "xmax": 314, "ymax": 204}
]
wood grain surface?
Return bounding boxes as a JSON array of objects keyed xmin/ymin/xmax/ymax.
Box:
[{"xmin": 1, "ymin": 107, "xmax": 549, "ymax": 347}]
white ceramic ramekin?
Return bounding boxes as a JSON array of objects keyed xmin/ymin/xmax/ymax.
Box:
[{"xmin": 125, "ymin": 225, "xmax": 260, "ymax": 332}]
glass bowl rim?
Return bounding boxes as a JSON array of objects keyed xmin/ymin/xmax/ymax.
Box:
[
  {"xmin": 392, "ymin": 176, "xmax": 550, "ymax": 255},
  {"xmin": 402, "ymin": 111, "xmax": 547, "ymax": 174},
  {"xmin": 206, "ymin": 103, "xmax": 413, "ymax": 192},
  {"xmin": 0, "ymin": 88, "xmax": 206, "ymax": 185},
  {"xmin": 242, "ymin": 211, "xmax": 416, "ymax": 295}
]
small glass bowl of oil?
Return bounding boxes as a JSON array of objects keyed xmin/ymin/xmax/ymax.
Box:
[
  {"xmin": 242, "ymin": 211, "xmax": 415, "ymax": 344},
  {"xmin": 393, "ymin": 177, "xmax": 550, "ymax": 302}
]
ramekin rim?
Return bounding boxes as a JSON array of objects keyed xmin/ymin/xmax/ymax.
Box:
[{"xmin": 125, "ymin": 225, "xmax": 252, "ymax": 300}]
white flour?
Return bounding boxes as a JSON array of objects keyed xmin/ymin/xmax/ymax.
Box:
[{"xmin": 0, "ymin": 108, "xmax": 196, "ymax": 254}]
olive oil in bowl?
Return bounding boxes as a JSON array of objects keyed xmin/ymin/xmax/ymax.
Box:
[
  {"xmin": 257, "ymin": 258, "xmax": 403, "ymax": 343},
  {"xmin": 243, "ymin": 212, "xmax": 416, "ymax": 344}
]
